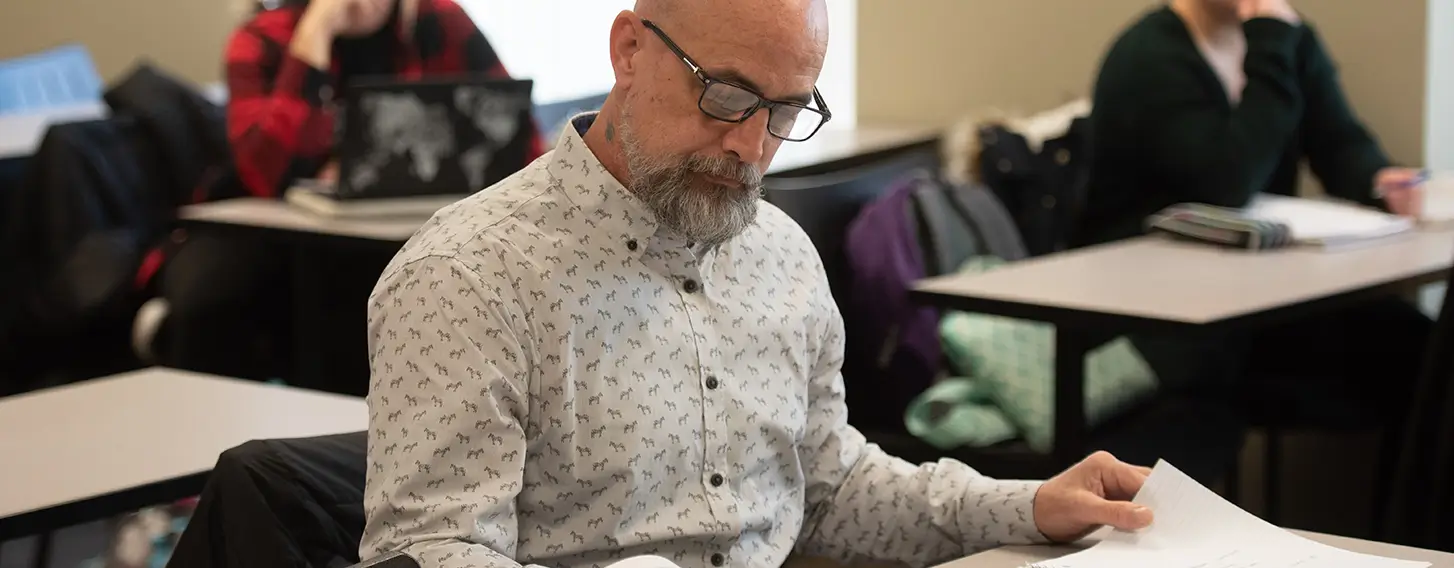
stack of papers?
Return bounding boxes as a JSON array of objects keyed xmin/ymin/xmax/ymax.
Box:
[
  {"xmin": 1243, "ymin": 194, "xmax": 1414, "ymax": 250},
  {"xmin": 1025, "ymin": 460, "xmax": 1429, "ymax": 568}
]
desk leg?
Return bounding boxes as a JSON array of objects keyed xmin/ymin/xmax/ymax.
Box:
[{"xmin": 1052, "ymin": 327, "xmax": 1091, "ymax": 469}]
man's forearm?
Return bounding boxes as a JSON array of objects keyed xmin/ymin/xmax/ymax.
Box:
[{"xmin": 797, "ymin": 443, "xmax": 1046, "ymax": 567}]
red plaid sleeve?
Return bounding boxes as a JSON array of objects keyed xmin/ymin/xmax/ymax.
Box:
[{"xmin": 224, "ymin": 13, "xmax": 334, "ymax": 198}]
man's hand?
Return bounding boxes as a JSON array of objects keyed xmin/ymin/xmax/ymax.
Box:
[
  {"xmin": 1033, "ymin": 451, "xmax": 1154, "ymax": 542},
  {"xmin": 1375, "ymin": 167, "xmax": 1427, "ymax": 218},
  {"xmin": 1240, "ymin": 0, "xmax": 1301, "ymax": 24}
]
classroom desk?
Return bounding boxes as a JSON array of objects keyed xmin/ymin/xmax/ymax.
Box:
[
  {"xmin": 179, "ymin": 122, "xmax": 942, "ymax": 243},
  {"xmin": 912, "ymin": 229, "xmax": 1454, "ymax": 468},
  {"xmin": 943, "ymin": 530, "xmax": 1454, "ymax": 567},
  {"xmin": 0, "ymin": 367, "xmax": 366, "ymax": 542},
  {"xmin": 177, "ymin": 123, "xmax": 940, "ymax": 395}
]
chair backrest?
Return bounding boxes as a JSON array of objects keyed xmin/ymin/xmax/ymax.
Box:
[
  {"xmin": 168, "ymin": 432, "xmax": 368, "ymax": 567},
  {"xmin": 0, "ymin": 44, "xmax": 102, "ymax": 115},
  {"xmin": 1382, "ymin": 261, "xmax": 1454, "ymax": 550},
  {"xmin": 763, "ymin": 143, "xmax": 941, "ymax": 300}
]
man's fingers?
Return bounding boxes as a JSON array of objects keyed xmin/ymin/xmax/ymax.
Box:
[
  {"xmin": 1080, "ymin": 496, "xmax": 1154, "ymax": 532},
  {"xmin": 1101, "ymin": 459, "xmax": 1151, "ymax": 501}
]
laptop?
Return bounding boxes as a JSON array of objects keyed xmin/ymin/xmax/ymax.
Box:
[{"xmin": 286, "ymin": 75, "xmax": 534, "ymax": 218}]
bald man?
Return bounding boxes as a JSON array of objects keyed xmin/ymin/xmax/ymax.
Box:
[{"xmin": 359, "ymin": 3, "xmax": 1156, "ymax": 567}]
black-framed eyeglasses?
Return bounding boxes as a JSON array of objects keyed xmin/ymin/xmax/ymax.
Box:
[{"xmin": 641, "ymin": 19, "xmax": 832, "ymax": 142}]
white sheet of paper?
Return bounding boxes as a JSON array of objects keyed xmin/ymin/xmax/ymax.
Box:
[
  {"xmin": 1024, "ymin": 460, "xmax": 1430, "ymax": 568},
  {"xmin": 1244, "ymin": 194, "xmax": 1413, "ymax": 244},
  {"xmin": 603, "ymin": 555, "xmax": 682, "ymax": 568},
  {"xmin": 1419, "ymin": 172, "xmax": 1454, "ymax": 223}
]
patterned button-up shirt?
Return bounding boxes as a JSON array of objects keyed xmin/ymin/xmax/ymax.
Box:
[{"xmin": 361, "ymin": 114, "xmax": 1048, "ymax": 568}]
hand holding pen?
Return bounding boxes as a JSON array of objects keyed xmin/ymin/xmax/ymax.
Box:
[{"xmin": 1375, "ymin": 167, "xmax": 1428, "ymax": 218}]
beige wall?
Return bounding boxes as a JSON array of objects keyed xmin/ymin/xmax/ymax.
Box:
[
  {"xmin": 858, "ymin": 0, "xmax": 1432, "ymax": 168},
  {"xmin": 0, "ymin": 0, "xmax": 238, "ymax": 86}
]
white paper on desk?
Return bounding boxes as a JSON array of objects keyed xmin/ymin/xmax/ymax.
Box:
[
  {"xmin": 1418, "ymin": 172, "xmax": 1454, "ymax": 224},
  {"xmin": 1244, "ymin": 194, "xmax": 1413, "ymax": 246},
  {"xmin": 1023, "ymin": 460, "xmax": 1429, "ymax": 568}
]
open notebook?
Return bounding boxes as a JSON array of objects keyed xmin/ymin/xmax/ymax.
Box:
[{"xmin": 1025, "ymin": 461, "xmax": 1429, "ymax": 568}]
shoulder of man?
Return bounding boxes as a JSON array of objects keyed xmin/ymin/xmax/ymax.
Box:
[{"xmin": 374, "ymin": 151, "xmax": 563, "ymax": 292}]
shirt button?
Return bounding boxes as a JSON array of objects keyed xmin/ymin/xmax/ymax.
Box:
[
  {"xmin": 705, "ymin": 376, "xmax": 719, "ymax": 390},
  {"xmin": 710, "ymin": 473, "xmax": 725, "ymax": 487},
  {"xmin": 711, "ymin": 553, "xmax": 725, "ymax": 566},
  {"xmin": 683, "ymin": 279, "xmax": 700, "ymax": 293},
  {"xmin": 626, "ymin": 239, "xmax": 639, "ymax": 252}
]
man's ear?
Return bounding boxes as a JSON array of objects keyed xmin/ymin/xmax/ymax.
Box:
[{"xmin": 608, "ymin": 11, "xmax": 643, "ymax": 91}]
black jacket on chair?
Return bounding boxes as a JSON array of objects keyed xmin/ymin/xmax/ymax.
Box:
[
  {"xmin": 167, "ymin": 432, "xmax": 369, "ymax": 568},
  {"xmin": 0, "ymin": 63, "xmax": 239, "ymax": 393}
]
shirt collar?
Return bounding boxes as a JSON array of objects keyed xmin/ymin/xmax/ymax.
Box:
[{"xmin": 548, "ymin": 112, "xmax": 660, "ymax": 259}]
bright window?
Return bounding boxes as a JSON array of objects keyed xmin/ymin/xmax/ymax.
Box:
[{"xmin": 460, "ymin": 1, "xmax": 857, "ymax": 127}]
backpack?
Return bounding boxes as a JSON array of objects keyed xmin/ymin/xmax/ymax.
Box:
[{"xmin": 840, "ymin": 171, "xmax": 1026, "ymax": 433}]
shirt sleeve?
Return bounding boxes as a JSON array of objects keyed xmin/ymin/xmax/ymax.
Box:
[
  {"xmin": 223, "ymin": 23, "xmax": 333, "ymax": 198},
  {"xmin": 1295, "ymin": 23, "xmax": 1392, "ymax": 207},
  {"xmin": 360, "ymin": 254, "xmax": 545, "ymax": 568},
  {"xmin": 792, "ymin": 276, "xmax": 1046, "ymax": 567},
  {"xmin": 1131, "ymin": 17, "xmax": 1306, "ymax": 208}
]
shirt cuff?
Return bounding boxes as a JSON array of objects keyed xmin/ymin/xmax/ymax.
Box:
[
  {"xmin": 978, "ymin": 479, "xmax": 1049, "ymax": 546},
  {"xmin": 274, "ymin": 52, "xmax": 332, "ymax": 108}
]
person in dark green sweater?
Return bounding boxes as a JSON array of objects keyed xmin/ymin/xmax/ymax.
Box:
[
  {"xmin": 1076, "ymin": 0, "xmax": 1425, "ymax": 247},
  {"xmin": 1076, "ymin": 0, "xmax": 1431, "ymax": 426}
]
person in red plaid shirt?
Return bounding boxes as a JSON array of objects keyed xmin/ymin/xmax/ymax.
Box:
[
  {"xmin": 156, "ymin": 0, "xmax": 542, "ymax": 382},
  {"xmin": 226, "ymin": 0, "xmax": 545, "ymax": 196}
]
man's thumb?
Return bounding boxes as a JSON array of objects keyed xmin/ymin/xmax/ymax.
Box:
[{"xmin": 1084, "ymin": 496, "xmax": 1153, "ymax": 531}]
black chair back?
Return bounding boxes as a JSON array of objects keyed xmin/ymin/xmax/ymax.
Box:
[
  {"xmin": 763, "ymin": 144, "xmax": 941, "ymax": 302},
  {"xmin": 1382, "ymin": 265, "xmax": 1454, "ymax": 551},
  {"xmin": 168, "ymin": 432, "xmax": 368, "ymax": 567}
]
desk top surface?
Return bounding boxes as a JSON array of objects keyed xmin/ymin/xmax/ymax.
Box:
[
  {"xmin": 0, "ymin": 368, "xmax": 366, "ymax": 520},
  {"xmin": 943, "ymin": 531, "xmax": 1454, "ymax": 567},
  {"xmin": 180, "ymin": 123, "xmax": 940, "ymax": 241},
  {"xmin": 915, "ymin": 229, "xmax": 1454, "ymax": 326}
]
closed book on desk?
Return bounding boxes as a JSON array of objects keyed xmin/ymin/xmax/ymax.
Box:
[
  {"xmin": 1147, "ymin": 194, "xmax": 1412, "ymax": 251},
  {"xmin": 285, "ymin": 181, "xmax": 463, "ymax": 219}
]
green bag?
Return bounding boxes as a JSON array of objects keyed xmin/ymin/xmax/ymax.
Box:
[{"xmin": 936, "ymin": 256, "xmax": 1159, "ymax": 453}]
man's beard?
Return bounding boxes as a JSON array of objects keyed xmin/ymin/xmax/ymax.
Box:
[{"xmin": 617, "ymin": 111, "xmax": 764, "ymax": 248}]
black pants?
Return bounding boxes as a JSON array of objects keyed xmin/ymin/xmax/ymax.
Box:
[
  {"xmin": 159, "ymin": 230, "xmax": 292, "ymax": 380},
  {"xmin": 1135, "ymin": 297, "xmax": 1433, "ymax": 424}
]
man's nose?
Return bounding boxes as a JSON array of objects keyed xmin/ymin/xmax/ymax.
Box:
[{"xmin": 721, "ymin": 111, "xmax": 770, "ymax": 165}]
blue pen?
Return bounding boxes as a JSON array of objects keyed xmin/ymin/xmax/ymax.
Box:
[
  {"xmin": 1377, "ymin": 169, "xmax": 1429, "ymax": 197},
  {"xmin": 1401, "ymin": 169, "xmax": 1431, "ymax": 188}
]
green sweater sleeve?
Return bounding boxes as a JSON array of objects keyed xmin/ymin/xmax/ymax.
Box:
[
  {"xmin": 1296, "ymin": 24, "xmax": 1392, "ymax": 207},
  {"xmin": 1136, "ymin": 18, "xmax": 1305, "ymax": 208}
]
